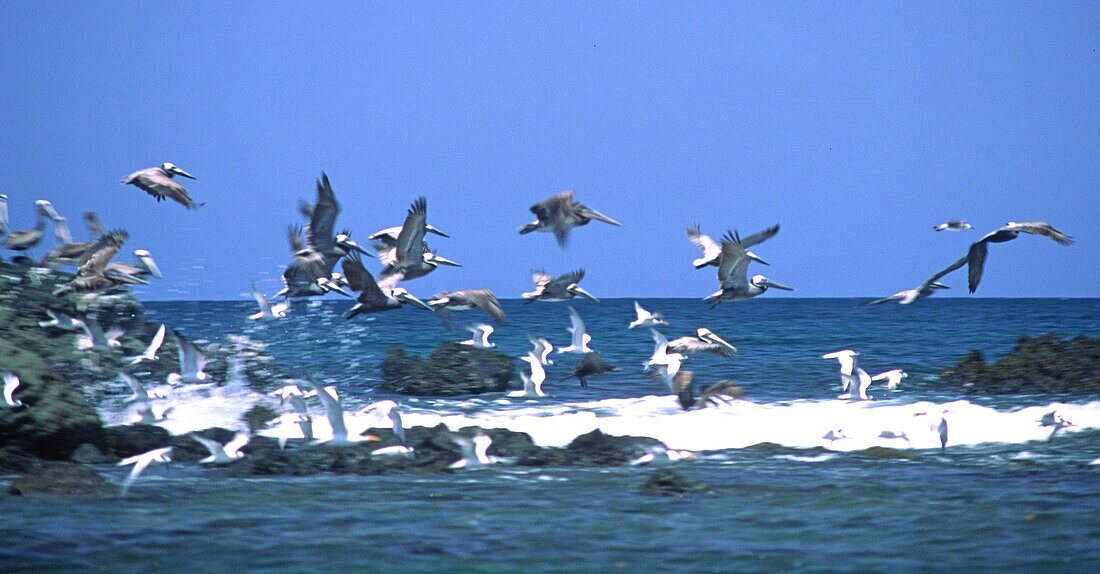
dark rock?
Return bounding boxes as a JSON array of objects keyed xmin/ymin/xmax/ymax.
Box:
[
  {"xmin": 637, "ymin": 469, "xmax": 711, "ymax": 496},
  {"xmin": 10, "ymin": 461, "xmax": 111, "ymax": 497},
  {"xmin": 381, "ymin": 343, "xmax": 515, "ymax": 396},
  {"xmin": 167, "ymin": 427, "xmax": 239, "ymax": 462},
  {"xmin": 70, "ymin": 443, "xmax": 114, "ymax": 464},
  {"xmin": 103, "ymin": 424, "xmax": 171, "ymax": 458},
  {"xmin": 940, "ymin": 334, "xmax": 1100, "ymax": 393},
  {"xmin": 559, "ymin": 429, "xmax": 664, "ymax": 467},
  {"xmin": 0, "ymin": 447, "xmax": 43, "ymax": 474}
]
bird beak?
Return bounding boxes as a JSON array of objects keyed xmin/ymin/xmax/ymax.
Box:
[
  {"xmin": 39, "ymin": 202, "xmax": 62, "ymax": 220},
  {"xmin": 589, "ymin": 210, "xmax": 621, "ymax": 227},
  {"xmin": 403, "ymin": 293, "xmax": 434, "ymax": 311},
  {"xmin": 364, "ymin": 434, "xmax": 382, "ymax": 442},
  {"xmin": 344, "ymin": 303, "xmax": 363, "ymax": 319},
  {"xmin": 137, "ymin": 253, "xmax": 163, "ymax": 278},
  {"xmin": 932, "ymin": 282, "xmax": 950, "ymax": 289},
  {"xmin": 572, "ymin": 286, "xmax": 600, "ymax": 302},
  {"xmin": 427, "ymin": 225, "xmax": 450, "ymax": 238},
  {"xmin": 318, "ymin": 278, "xmax": 351, "ymax": 297},
  {"xmin": 344, "ymin": 239, "xmax": 373, "ymax": 257},
  {"xmin": 172, "ymin": 167, "xmax": 196, "ymax": 180},
  {"xmin": 432, "ymin": 255, "xmax": 461, "ymax": 267},
  {"xmin": 107, "ymin": 270, "xmax": 149, "ymax": 285},
  {"xmin": 747, "ymin": 252, "xmax": 770, "ymax": 266},
  {"xmin": 766, "ymin": 280, "xmax": 794, "ymax": 291}
]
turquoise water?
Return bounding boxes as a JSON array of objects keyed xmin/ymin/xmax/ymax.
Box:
[{"xmin": 4, "ymin": 298, "xmax": 1100, "ymax": 572}]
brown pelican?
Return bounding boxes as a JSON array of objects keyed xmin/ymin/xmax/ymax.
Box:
[
  {"xmin": 519, "ymin": 190, "xmax": 620, "ymax": 247},
  {"xmin": 686, "ymin": 223, "xmax": 777, "ymax": 268},
  {"xmin": 280, "ymin": 173, "xmax": 366, "ymax": 298},
  {"xmin": 671, "ymin": 371, "xmax": 743, "ymax": 411},
  {"xmin": 562, "ymin": 352, "xmax": 618, "ymax": 388},
  {"xmin": 958, "ymin": 221, "xmax": 1074, "ymax": 293},
  {"xmin": 106, "ymin": 250, "xmax": 164, "ymax": 281},
  {"xmin": 379, "ymin": 198, "xmax": 460, "ymax": 282},
  {"xmin": 121, "ymin": 163, "xmax": 202, "ymax": 209},
  {"xmin": 43, "ymin": 212, "xmax": 110, "ymax": 265},
  {"xmin": 629, "ymin": 301, "xmax": 668, "ymax": 329},
  {"xmin": 705, "ymin": 231, "xmax": 792, "ymax": 308},
  {"xmin": 933, "ymin": 220, "xmax": 972, "ymax": 232},
  {"xmin": 667, "ymin": 327, "xmax": 737, "ymax": 358},
  {"xmin": 522, "ymin": 269, "xmax": 599, "ymax": 303},
  {"xmin": 53, "ymin": 230, "xmax": 147, "ymax": 296},
  {"xmin": 428, "ymin": 289, "xmax": 507, "ymax": 325},
  {"xmin": 865, "ymin": 264, "xmax": 957, "ymax": 306},
  {"xmin": 341, "ymin": 251, "xmax": 432, "ymax": 319},
  {"xmin": 3, "ymin": 200, "xmax": 54, "ymax": 251}
]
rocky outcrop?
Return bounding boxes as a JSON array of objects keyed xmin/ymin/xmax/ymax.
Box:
[
  {"xmin": 381, "ymin": 342, "xmax": 514, "ymax": 396},
  {"xmin": 637, "ymin": 469, "xmax": 711, "ymax": 496},
  {"xmin": 939, "ymin": 334, "xmax": 1100, "ymax": 393}
]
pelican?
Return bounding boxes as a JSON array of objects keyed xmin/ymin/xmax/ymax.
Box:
[
  {"xmin": 117, "ymin": 446, "xmax": 173, "ymax": 496},
  {"xmin": 519, "ymin": 190, "xmax": 621, "ymax": 246},
  {"xmin": 646, "ymin": 330, "xmax": 685, "ymax": 391},
  {"xmin": 671, "ymin": 371, "xmax": 743, "ymax": 411},
  {"xmin": 629, "ymin": 301, "xmax": 668, "ymax": 329},
  {"xmin": 508, "ymin": 352, "xmax": 548, "ymax": 398},
  {"xmin": 871, "ymin": 369, "xmax": 907, "ymax": 393},
  {"xmin": 106, "ymin": 250, "xmax": 164, "ymax": 281},
  {"xmin": 75, "ymin": 315, "xmax": 124, "ymax": 350},
  {"xmin": 705, "ymin": 231, "xmax": 792, "ymax": 307},
  {"xmin": 459, "ymin": 324, "xmax": 495, "ymax": 348},
  {"xmin": 428, "ymin": 289, "xmax": 507, "ymax": 326},
  {"xmin": 357, "ymin": 400, "xmax": 406, "ymax": 445},
  {"xmin": 449, "ymin": 432, "xmax": 499, "ymax": 469},
  {"xmin": 128, "ymin": 324, "xmax": 166, "ymax": 364},
  {"xmin": 303, "ymin": 375, "xmax": 379, "ymax": 445},
  {"xmin": 341, "ymin": 252, "xmax": 432, "ymax": 319},
  {"xmin": 557, "ymin": 306, "xmax": 593, "ymax": 354},
  {"xmin": 866, "ymin": 264, "xmax": 954, "ymax": 306},
  {"xmin": 562, "ymin": 352, "xmax": 618, "ymax": 388},
  {"xmin": 121, "ymin": 163, "xmax": 202, "ymax": 209},
  {"xmin": 379, "ymin": 198, "xmax": 460, "ymax": 282},
  {"xmin": 41, "ymin": 215, "xmax": 95, "ymax": 264},
  {"xmin": 956, "ymin": 221, "xmax": 1073, "ymax": 293},
  {"xmin": 3, "ymin": 200, "xmax": 53, "ymax": 251},
  {"xmin": 191, "ymin": 431, "xmax": 250, "ymax": 464},
  {"xmin": 523, "ymin": 269, "xmax": 599, "ymax": 303},
  {"xmin": 2, "ymin": 373, "xmax": 24, "ymax": 409},
  {"xmin": 280, "ymin": 173, "xmax": 367, "ymax": 298},
  {"xmin": 119, "ymin": 373, "xmax": 167, "ymax": 403},
  {"xmin": 686, "ymin": 223, "xmax": 777, "ymax": 268},
  {"xmin": 933, "ymin": 220, "xmax": 972, "ymax": 232},
  {"xmin": 53, "ymin": 230, "xmax": 146, "ymax": 296},
  {"xmin": 630, "ymin": 445, "xmax": 697, "ymax": 466},
  {"xmin": 369, "ymin": 205, "xmax": 449, "ymax": 268},
  {"xmin": 821, "ymin": 350, "xmax": 859, "ymax": 392},
  {"xmin": 38, "ymin": 309, "xmax": 83, "ymax": 331},
  {"xmin": 527, "ymin": 335, "xmax": 554, "ymax": 365},
  {"xmin": 168, "ymin": 330, "xmax": 208, "ymax": 385},
  {"xmin": 667, "ymin": 327, "xmax": 737, "ymax": 358},
  {"xmin": 249, "ymin": 283, "xmax": 289, "ymax": 320}
]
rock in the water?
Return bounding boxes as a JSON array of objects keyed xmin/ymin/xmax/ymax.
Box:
[
  {"xmin": 70, "ymin": 443, "xmax": 114, "ymax": 464},
  {"xmin": 637, "ymin": 469, "xmax": 711, "ymax": 496},
  {"xmin": 381, "ymin": 342, "xmax": 514, "ymax": 396},
  {"xmin": 103, "ymin": 424, "xmax": 171, "ymax": 458},
  {"xmin": 939, "ymin": 334, "xmax": 1100, "ymax": 393},
  {"xmin": 10, "ymin": 461, "xmax": 112, "ymax": 497},
  {"xmin": 559, "ymin": 429, "xmax": 664, "ymax": 467}
]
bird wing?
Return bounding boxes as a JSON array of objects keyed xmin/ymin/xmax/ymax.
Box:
[
  {"xmin": 251, "ymin": 284, "xmax": 273, "ymax": 315},
  {"xmin": 173, "ymin": 330, "xmax": 206, "ymax": 375},
  {"xmin": 717, "ymin": 232, "xmax": 750, "ymax": 290},
  {"xmin": 739, "ymin": 224, "xmax": 781, "ymax": 248},
  {"xmin": 145, "ymin": 324, "xmax": 166, "ymax": 356},
  {"xmin": 567, "ymin": 306, "xmax": 586, "ymax": 341},
  {"xmin": 304, "ymin": 376, "xmax": 347, "ymax": 438},
  {"xmin": 549, "ymin": 269, "xmax": 585, "ymax": 292},
  {"xmin": 341, "ymin": 251, "xmax": 374, "ymax": 292},
  {"xmin": 531, "ymin": 270, "xmax": 552, "ymax": 288},
  {"xmin": 686, "ymin": 224, "xmax": 721, "ymax": 258},
  {"xmin": 191, "ymin": 433, "xmax": 228, "ymax": 458},
  {"xmin": 1011, "ymin": 221, "xmax": 1074, "ymax": 245},
  {"xmin": 530, "ymin": 191, "xmax": 573, "ymax": 220},
  {"xmin": 307, "ymin": 173, "xmax": 339, "ymax": 254},
  {"xmin": 3, "ymin": 373, "xmax": 19, "ymax": 403},
  {"xmin": 76, "ymin": 230, "xmax": 128, "ymax": 276},
  {"xmin": 574, "ymin": 203, "xmax": 621, "ymax": 226},
  {"xmin": 119, "ymin": 373, "xmax": 145, "ymax": 395},
  {"xmin": 395, "ymin": 198, "xmax": 428, "ymax": 267},
  {"xmin": 286, "ymin": 225, "xmax": 306, "ymax": 254},
  {"xmin": 966, "ymin": 241, "xmax": 990, "ymax": 293},
  {"xmin": 668, "ymin": 337, "xmax": 734, "ymax": 358},
  {"xmin": 82, "ymin": 212, "xmax": 105, "ymax": 239},
  {"xmin": 223, "ymin": 432, "xmax": 251, "ymax": 457},
  {"xmin": 462, "ymin": 290, "xmax": 507, "ymax": 324},
  {"xmin": 921, "ymin": 255, "xmax": 968, "ymax": 290}
]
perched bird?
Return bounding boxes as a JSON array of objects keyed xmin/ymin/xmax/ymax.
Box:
[
  {"xmin": 449, "ymin": 432, "xmax": 500, "ymax": 469},
  {"xmin": 357, "ymin": 400, "xmax": 406, "ymax": 445},
  {"xmin": 428, "ymin": 289, "xmax": 507, "ymax": 326},
  {"xmin": 105, "ymin": 249, "xmax": 164, "ymax": 282},
  {"xmin": 41, "ymin": 215, "xmax": 95, "ymax": 265},
  {"xmin": 168, "ymin": 330, "xmax": 208, "ymax": 385},
  {"xmin": 459, "ymin": 324, "xmax": 495, "ymax": 348},
  {"xmin": 956, "ymin": 222, "xmax": 1074, "ymax": 293},
  {"xmin": 671, "ymin": 371, "xmax": 743, "ymax": 411},
  {"xmin": 629, "ymin": 301, "xmax": 668, "ymax": 329},
  {"xmin": 666, "ymin": 328, "xmax": 737, "ymax": 359},
  {"xmin": 557, "ymin": 306, "xmax": 593, "ymax": 354},
  {"xmin": 280, "ymin": 173, "xmax": 368, "ymax": 298},
  {"xmin": 119, "ymin": 373, "xmax": 167, "ymax": 403},
  {"xmin": 128, "ymin": 324, "xmax": 166, "ymax": 365},
  {"xmin": 933, "ymin": 220, "xmax": 972, "ymax": 232},
  {"xmin": 191, "ymin": 431, "xmax": 251, "ymax": 464},
  {"xmin": 2, "ymin": 373, "xmax": 25, "ymax": 409},
  {"xmin": 375, "ymin": 198, "xmax": 459, "ymax": 279},
  {"xmin": 527, "ymin": 335, "xmax": 554, "ymax": 366},
  {"xmin": 646, "ymin": 330, "xmax": 685, "ymax": 391},
  {"xmin": 630, "ymin": 445, "xmax": 697, "ymax": 466},
  {"xmin": 523, "ymin": 269, "xmax": 599, "ymax": 303},
  {"xmin": 871, "ymin": 369, "xmax": 907, "ymax": 393},
  {"xmin": 249, "ymin": 283, "xmax": 289, "ymax": 320},
  {"xmin": 303, "ymin": 376, "xmax": 378, "ymax": 445},
  {"xmin": 120, "ymin": 163, "xmax": 202, "ymax": 209},
  {"xmin": 686, "ymin": 223, "xmax": 777, "ymax": 268},
  {"xmin": 75, "ymin": 315, "xmax": 124, "ymax": 350},
  {"xmin": 341, "ymin": 252, "xmax": 431, "ymax": 318},
  {"xmin": 508, "ymin": 352, "xmax": 548, "ymax": 398},
  {"xmin": 519, "ymin": 190, "xmax": 620, "ymax": 247},
  {"xmin": 705, "ymin": 231, "xmax": 792, "ymax": 307},
  {"xmin": 3, "ymin": 200, "xmax": 53, "ymax": 251},
  {"xmin": 117, "ymin": 446, "xmax": 173, "ymax": 496},
  {"xmin": 562, "ymin": 352, "xmax": 618, "ymax": 389},
  {"xmin": 38, "ymin": 309, "xmax": 83, "ymax": 331}
]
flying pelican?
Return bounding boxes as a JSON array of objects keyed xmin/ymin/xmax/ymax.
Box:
[
  {"xmin": 280, "ymin": 173, "xmax": 368, "ymax": 298},
  {"xmin": 168, "ymin": 330, "xmax": 208, "ymax": 385},
  {"xmin": 128, "ymin": 324, "xmax": 166, "ymax": 365},
  {"xmin": 527, "ymin": 335, "xmax": 554, "ymax": 365},
  {"xmin": 341, "ymin": 252, "xmax": 432, "ymax": 319},
  {"xmin": 821, "ymin": 350, "xmax": 859, "ymax": 392},
  {"xmin": 646, "ymin": 330, "xmax": 685, "ymax": 391},
  {"xmin": 933, "ymin": 220, "xmax": 972, "ymax": 232},
  {"xmin": 2, "ymin": 373, "xmax": 24, "ymax": 409},
  {"xmin": 557, "ymin": 306, "xmax": 593, "ymax": 354},
  {"xmin": 119, "ymin": 373, "xmax": 167, "ymax": 403},
  {"xmin": 666, "ymin": 327, "xmax": 737, "ymax": 359},
  {"xmin": 562, "ymin": 352, "xmax": 618, "ymax": 388},
  {"xmin": 629, "ymin": 301, "xmax": 668, "ymax": 329},
  {"xmin": 117, "ymin": 446, "xmax": 173, "ymax": 496},
  {"xmin": 357, "ymin": 400, "xmax": 406, "ymax": 445},
  {"xmin": 630, "ymin": 445, "xmax": 698, "ymax": 466},
  {"xmin": 3, "ymin": 200, "xmax": 54, "ymax": 251},
  {"xmin": 508, "ymin": 353, "xmax": 548, "ymax": 398},
  {"xmin": 191, "ymin": 431, "xmax": 251, "ymax": 464},
  {"xmin": 865, "ymin": 264, "xmax": 955, "ymax": 306},
  {"xmin": 428, "ymin": 289, "xmax": 507, "ymax": 326},
  {"xmin": 53, "ymin": 230, "xmax": 146, "ymax": 296},
  {"xmin": 249, "ymin": 283, "xmax": 289, "ymax": 320},
  {"xmin": 519, "ymin": 190, "xmax": 621, "ymax": 246},
  {"xmin": 106, "ymin": 250, "xmax": 164, "ymax": 281},
  {"xmin": 671, "ymin": 371, "xmax": 743, "ymax": 411},
  {"xmin": 704, "ymin": 231, "xmax": 792, "ymax": 308},
  {"xmin": 459, "ymin": 324, "xmax": 496, "ymax": 348},
  {"xmin": 523, "ymin": 269, "xmax": 599, "ymax": 303},
  {"xmin": 38, "ymin": 309, "xmax": 83, "ymax": 331},
  {"xmin": 75, "ymin": 315, "xmax": 124, "ymax": 350},
  {"xmin": 686, "ymin": 223, "xmax": 777, "ymax": 268},
  {"xmin": 369, "ymin": 205, "xmax": 450, "ymax": 267},
  {"xmin": 120, "ymin": 163, "xmax": 202, "ymax": 209},
  {"xmin": 449, "ymin": 432, "xmax": 500, "ymax": 469},
  {"xmin": 303, "ymin": 375, "xmax": 379, "ymax": 445},
  {"xmin": 955, "ymin": 222, "xmax": 1074, "ymax": 293},
  {"xmin": 871, "ymin": 369, "xmax": 907, "ymax": 393},
  {"xmin": 378, "ymin": 198, "xmax": 460, "ymax": 282}
]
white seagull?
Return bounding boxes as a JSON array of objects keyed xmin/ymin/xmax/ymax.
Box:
[
  {"xmin": 459, "ymin": 324, "xmax": 495, "ymax": 348},
  {"xmin": 304, "ymin": 376, "xmax": 378, "ymax": 445},
  {"xmin": 449, "ymin": 432, "xmax": 499, "ymax": 469},
  {"xmin": 508, "ymin": 352, "xmax": 547, "ymax": 398},
  {"xmin": 557, "ymin": 306, "xmax": 593, "ymax": 354},
  {"xmin": 168, "ymin": 330, "xmax": 208, "ymax": 385},
  {"xmin": 527, "ymin": 335, "xmax": 554, "ymax": 366},
  {"xmin": 628, "ymin": 301, "xmax": 668, "ymax": 329},
  {"xmin": 871, "ymin": 369, "xmax": 907, "ymax": 393},
  {"xmin": 933, "ymin": 220, "xmax": 972, "ymax": 232},
  {"xmin": 119, "ymin": 373, "xmax": 168, "ymax": 403},
  {"xmin": 38, "ymin": 309, "xmax": 83, "ymax": 331},
  {"xmin": 118, "ymin": 446, "xmax": 173, "ymax": 496},
  {"xmin": 250, "ymin": 283, "xmax": 289, "ymax": 320},
  {"xmin": 128, "ymin": 324, "xmax": 166, "ymax": 365},
  {"xmin": 630, "ymin": 445, "xmax": 697, "ymax": 466},
  {"xmin": 357, "ymin": 400, "xmax": 406, "ymax": 445},
  {"xmin": 76, "ymin": 316, "xmax": 124, "ymax": 351},
  {"xmin": 266, "ymin": 413, "xmax": 312, "ymax": 450},
  {"xmin": 821, "ymin": 350, "xmax": 859, "ymax": 392},
  {"xmin": 191, "ymin": 431, "xmax": 251, "ymax": 464},
  {"xmin": 645, "ymin": 330, "xmax": 685, "ymax": 391},
  {"xmin": 132, "ymin": 403, "xmax": 173, "ymax": 425},
  {"xmin": 2, "ymin": 373, "xmax": 25, "ymax": 409}
]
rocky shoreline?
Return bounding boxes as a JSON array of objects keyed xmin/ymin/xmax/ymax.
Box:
[{"xmin": 939, "ymin": 334, "xmax": 1100, "ymax": 394}]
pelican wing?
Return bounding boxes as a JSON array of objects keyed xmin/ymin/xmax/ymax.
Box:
[
  {"xmin": 461, "ymin": 290, "xmax": 507, "ymax": 324},
  {"xmin": 717, "ymin": 232, "xmax": 750, "ymax": 290},
  {"xmin": 668, "ymin": 337, "xmax": 735, "ymax": 358},
  {"xmin": 1009, "ymin": 221, "xmax": 1074, "ymax": 245},
  {"xmin": 306, "ymin": 173, "xmax": 339, "ymax": 254},
  {"xmin": 286, "ymin": 225, "xmax": 306, "ymax": 254},
  {"xmin": 739, "ymin": 224, "xmax": 781, "ymax": 248},
  {"xmin": 686, "ymin": 224, "xmax": 721, "ymax": 259},
  {"xmin": 343, "ymin": 253, "xmax": 390, "ymax": 305},
  {"xmin": 395, "ymin": 198, "xmax": 428, "ymax": 267},
  {"xmin": 530, "ymin": 191, "xmax": 573, "ymax": 221},
  {"xmin": 83, "ymin": 212, "xmax": 105, "ymax": 239},
  {"xmin": 966, "ymin": 240, "xmax": 990, "ymax": 293},
  {"xmin": 920, "ymin": 255, "xmax": 968, "ymax": 291},
  {"xmin": 76, "ymin": 230, "xmax": 128, "ymax": 277},
  {"xmin": 549, "ymin": 269, "xmax": 585, "ymax": 292}
]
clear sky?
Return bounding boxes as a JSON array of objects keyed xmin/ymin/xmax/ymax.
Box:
[{"xmin": 1, "ymin": 2, "xmax": 1096, "ymax": 300}]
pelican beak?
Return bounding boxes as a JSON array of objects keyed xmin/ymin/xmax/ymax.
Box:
[
  {"xmin": 107, "ymin": 269, "xmax": 149, "ymax": 285},
  {"xmin": 588, "ymin": 209, "xmax": 621, "ymax": 227},
  {"xmin": 38, "ymin": 202, "xmax": 61, "ymax": 220},
  {"xmin": 932, "ymin": 282, "xmax": 950, "ymax": 290},
  {"xmin": 137, "ymin": 252, "xmax": 163, "ymax": 278},
  {"xmin": 344, "ymin": 303, "xmax": 363, "ymax": 319},
  {"xmin": 343, "ymin": 239, "xmax": 373, "ymax": 257},
  {"xmin": 426, "ymin": 225, "xmax": 450, "ymax": 238},
  {"xmin": 432, "ymin": 255, "xmax": 461, "ymax": 267},
  {"xmin": 171, "ymin": 167, "xmax": 196, "ymax": 180},
  {"xmin": 402, "ymin": 293, "xmax": 434, "ymax": 311},
  {"xmin": 765, "ymin": 280, "xmax": 794, "ymax": 291},
  {"xmin": 746, "ymin": 251, "xmax": 771, "ymax": 266},
  {"xmin": 571, "ymin": 286, "xmax": 600, "ymax": 302},
  {"xmin": 318, "ymin": 278, "xmax": 351, "ymax": 297}
]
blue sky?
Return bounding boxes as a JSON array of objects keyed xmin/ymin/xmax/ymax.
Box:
[{"xmin": 1, "ymin": 3, "xmax": 1096, "ymax": 300}]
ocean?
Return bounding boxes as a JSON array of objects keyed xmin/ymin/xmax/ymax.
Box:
[{"xmin": 4, "ymin": 298, "xmax": 1100, "ymax": 572}]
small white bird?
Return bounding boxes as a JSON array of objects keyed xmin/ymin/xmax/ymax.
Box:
[
  {"xmin": 119, "ymin": 373, "xmax": 168, "ymax": 403},
  {"xmin": 646, "ymin": 330, "xmax": 685, "ymax": 391},
  {"xmin": 557, "ymin": 306, "xmax": 593, "ymax": 354},
  {"xmin": 2, "ymin": 373, "xmax": 25, "ymax": 409},
  {"xmin": 303, "ymin": 376, "xmax": 377, "ymax": 445},
  {"xmin": 630, "ymin": 445, "xmax": 697, "ymax": 466},
  {"xmin": 508, "ymin": 353, "xmax": 547, "ymax": 398},
  {"xmin": 1039, "ymin": 410, "xmax": 1073, "ymax": 441},
  {"xmin": 822, "ymin": 349, "xmax": 859, "ymax": 392},
  {"xmin": 871, "ymin": 369, "xmax": 907, "ymax": 393},
  {"xmin": 128, "ymin": 324, "xmax": 166, "ymax": 365},
  {"xmin": 38, "ymin": 309, "xmax": 82, "ymax": 331},
  {"xmin": 118, "ymin": 446, "xmax": 173, "ymax": 496},
  {"xmin": 823, "ymin": 427, "xmax": 848, "ymax": 444},
  {"xmin": 449, "ymin": 432, "xmax": 499, "ymax": 469},
  {"xmin": 933, "ymin": 220, "xmax": 972, "ymax": 232},
  {"xmin": 131, "ymin": 403, "xmax": 173, "ymax": 425},
  {"xmin": 843, "ymin": 368, "xmax": 874, "ymax": 400},
  {"xmin": 878, "ymin": 430, "xmax": 911, "ymax": 444},
  {"xmin": 168, "ymin": 330, "xmax": 208, "ymax": 385},
  {"xmin": 266, "ymin": 413, "xmax": 312, "ymax": 449},
  {"xmin": 357, "ymin": 400, "xmax": 406, "ymax": 445},
  {"xmin": 76, "ymin": 316, "xmax": 124, "ymax": 351},
  {"xmin": 250, "ymin": 283, "xmax": 289, "ymax": 321},
  {"xmin": 628, "ymin": 301, "xmax": 668, "ymax": 329},
  {"xmin": 190, "ymin": 431, "xmax": 250, "ymax": 464},
  {"xmin": 459, "ymin": 324, "xmax": 495, "ymax": 348},
  {"xmin": 527, "ymin": 335, "xmax": 554, "ymax": 366},
  {"xmin": 371, "ymin": 445, "xmax": 416, "ymax": 457},
  {"xmin": 269, "ymin": 384, "xmax": 316, "ymax": 431}
]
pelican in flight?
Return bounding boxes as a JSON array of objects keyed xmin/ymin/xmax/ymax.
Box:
[
  {"xmin": 523, "ymin": 269, "xmax": 599, "ymax": 303},
  {"xmin": 871, "ymin": 369, "xmax": 907, "ymax": 393},
  {"xmin": 646, "ymin": 330, "xmax": 685, "ymax": 391},
  {"xmin": 667, "ymin": 328, "xmax": 737, "ymax": 358},
  {"xmin": 866, "ymin": 264, "xmax": 954, "ymax": 306},
  {"xmin": 933, "ymin": 220, "xmax": 971, "ymax": 232},
  {"xmin": 562, "ymin": 352, "xmax": 618, "ymax": 388},
  {"xmin": 369, "ymin": 202, "xmax": 450, "ymax": 268},
  {"xmin": 121, "ymin": 163, "xmax": 201, "ymax": 209},
  {"xmin": 250, "ymin": 283, "xmax": 289, "ymax": 320},
  {"xmin": 459, "ymin": 324, "xmax": 496, "ymax": 348},
  {"xmin": 341, "ymin": 252, "xmax": 431, "ymax": 319},
  {"xmin": 705, "ymin": 231, "xmax": 792, "ymax": 308},
  {"xmin": 508, "ymin": 352, "xmax": 548, "ymax": 398},
  {"xmin": 557, "ymin": 306, "xmax": 593, "ymax": 354},
  {"xmin": 280, "ymin": 173, "xmax": 367, "ymax": 298},
  {"xmin": 519, "ymin": 190, "xmax": 620, "ymax": 247},
  {"xmin": 191, "ymin": 431, "xmax": 250, "ymax": 464},
  {"xmin": 53, "ymin": 230, "xmax": 147, "ymax": 296},
  {"xmin": 629, "ymin": 301, "xmax": 668, "ymax": 329},
  {"xmin": 3, "ymin": 200, "xmax": 54, "ymax": 251},
  {"xmin": 952, "ymin": 221, "xmax": 1074, "ymax": 293},
  {"xmin": 118, "ymin": 446, "xmax": 173, "ymax": 496},
  {"xmin": 527, "ymin": 335, "xmax": 554, "ymax": 365},
  {"xmin": 2, "ymin": 373, "xmax": 24, "ymax": 409},
  {"xmin": 378, "ymin": 198, "xmax": 459, "ymax": 282},
  {"xmin": 428, "ymin": 289, "xmax": 507, "ymax": 326},
  {"xmin": 671, "ymin": 371, "xmax": 743, "ymax": 411},
  {"xmin": 106, "ymin": 250, "xmax": 164, "ymax": 282},
  {"xmin": 168, "ymin": 330, "xmax": 208, "ymax": 385},
  {"xmin": 686, "ymin": 223, "xmax": 777, "ymax": 268}
]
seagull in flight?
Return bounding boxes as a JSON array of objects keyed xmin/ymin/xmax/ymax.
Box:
[
  {"xmin": 557, "ymin": 306, "xmax": 593, "ymax": 354},
  {"xmin": 646, "ymin": 330, "xmax": 685, "ymax": 391},
  {"xmin": 449, "ymin": 432, "xmax": 500, "ymax": 469},
  {"xmin": 191, "ymin": 431, "xmax": 251, "ymax": 464},
  {"xmin": 250, "ymin": 284, "xmax": 289, "ymax": 320},
  {"xmin": 933, "ymin": 220, "xmax": 972, "ymax": 232},
  {"xmin": 2, "ymin": 373, "xmax": 25, "ymax": 409},
  {"xmin": 628, "ymin": 301, "xmax": 668, "ymax": 329},
  {"xmin": 75, "ymin": 315, "xmax": 124, "ymax": 351},
  {"xmin": 119, "ymin": 373, "xmax": 168, "ymax": 403},
  {"xmin": 118, "ymin": 446, "xmax": 173, "ymax": 496},
  {"xmin": 38, "ymin": 309, "xmax": 83, "ymax": 331},
  {"xmin": 168, "ymin": 330, "xmax": 208, "ymax": 385},
  {"xmin": 508, "ymin": 352, "xmax": 548, "ymax": 398},
  {"xmin": 358, "ymin": 400, "xmax": 407, "ymax": 445},
  {"xmin": 866, "ymin": 263, "xmax": 956, "ymax": 305},
  {"xmin": 527, "ymin": 335, "xmax": 554, "ymax": 366},
  {"xmin": 128, "ymin": 324, "xmax": 166, "ymax": 365},
  {"xmin": 871, "ymin": 369, "xmax": 907, "ymax": 393},
  {"xmin": 459, "ymin": 324, "xmax": 496, "ymax": 348},
  {"xmin": 303, "ymin": 376, "xmax": 378, "ymax": 446}
]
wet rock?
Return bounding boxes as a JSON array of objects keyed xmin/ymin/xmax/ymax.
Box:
[
  {"xmin": 167, "ymin": 427, "xmax": 239, "ymax": 463},
  {"xmin": 637, "ymin": 469, "xmax": 711, "ymax": 496},
  {"xmin": 70, "ymin": 443, "xmax": 113, "ymax": 464},
  {"xmin": 10, "ymin": 461, "xmax": 111, "ymax": 497},
  {"xmin": 381, "ymin": 343, "xmax": 514, "ymax": 396},
  {"xmin": 940, "ymin": 334, "xmax": 1100, "ymax": 393},
  {"xmin": 242, "ymin": 404, "xmax": 279, "ymax": 432},
  {"xmin": 103, "ymin": 424, "xmax": 171, "ymax": 458},
  {"xmin": 558, "ymin": 429, "xmax": 664, "ymax": 467}
]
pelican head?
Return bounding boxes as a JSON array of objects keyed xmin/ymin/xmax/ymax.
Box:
[
  {"xmin": 752, "ymin": 275, "xmax": 793, "ymax": 291},
  {"xmin": 393, "ymin": 288, "xmax": 433, "ymax": 310},
  {"xmin": 427, "ymin": 253, "xmax": 461, "ymax": 267},
  {"xmin": 569, "ymin": 284, "xmax": 600, "ymax": 302},
  {"xmin": 335, "ymin": 231, "xmax": 372, "ymax": 256},
  {"xmin": 134, "ymin": 249, "xmax": 163, "ymax": 278},
  {"xmin": 34, "ymin": 200, "xmax": 60, "ymax": 219},
  {"xmin": 161, "ymin": 162, "xmax": 196, "ymax": 180},
  {"xmin": 746, "ymin": 250, "xmax": 770, "ymax": 266}
]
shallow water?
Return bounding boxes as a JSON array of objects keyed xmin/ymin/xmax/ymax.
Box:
[{"xmin": 4, "ymin": 298, "xmax": 1100, "ymax": 571}]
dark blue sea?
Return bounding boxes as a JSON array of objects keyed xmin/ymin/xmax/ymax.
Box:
[{"xmin": 5, "ymin": 298, "xmax": 1100, "ymax": 572}]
